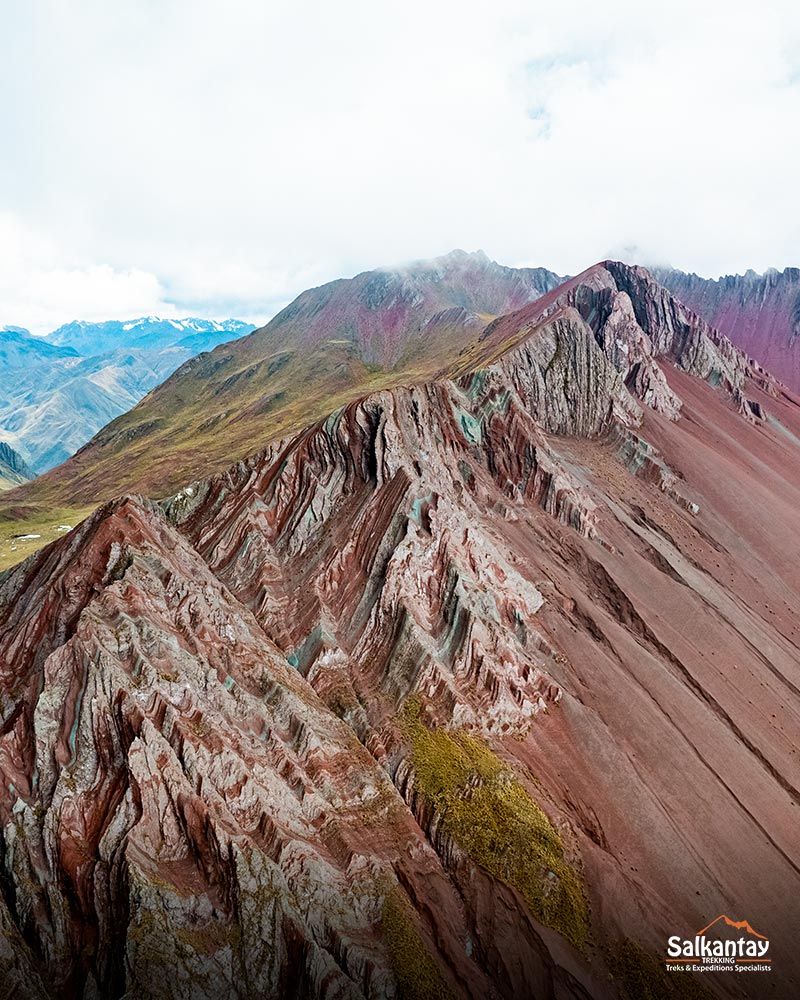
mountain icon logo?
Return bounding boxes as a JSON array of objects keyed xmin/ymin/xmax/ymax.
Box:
[{"xmin": 696, "ymin": 914, "xmax": 767, "ymax": 940}]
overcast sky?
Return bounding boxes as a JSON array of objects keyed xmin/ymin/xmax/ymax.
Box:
[{"xmin": 2, "ymin": 0, "xmax": 799, "ymax": 332}]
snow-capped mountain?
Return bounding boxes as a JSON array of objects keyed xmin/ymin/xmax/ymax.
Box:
[
  {"xmin": 0, "ymin": 318, "xmax": 256, "ymax": 474},
  {"xmin": 45, "ymin": 316, "xmax": 254, "ymax": 356}
]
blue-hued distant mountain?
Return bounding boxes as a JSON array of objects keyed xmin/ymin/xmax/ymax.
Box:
[
  {"xmin": 0, "ymin": 318, "xmax": 256, "ymax": 475},
  {"xmin": 0, "ymin": 440, "xmax": 33, "ymax": 490},
  {"xmin": 47, "ymin": 316, "xmax": 254, "ymax": 356},
  {"xmin": 0, "ymin": 326, "xmax": 79, "ymax": 367}
]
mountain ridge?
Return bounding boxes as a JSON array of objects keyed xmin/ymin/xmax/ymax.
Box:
[
  {"xmin": 0, "ymin": 251, "xmax": 563, "ymax": 530},
  {"xmin": 1, "ymin": 256, "xmax": 798, "ymax": 997},
  {"xmin": 657, "ymin": 265, "xmax": 800, "ymax": 392}
]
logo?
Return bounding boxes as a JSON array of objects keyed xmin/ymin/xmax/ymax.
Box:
[{"xmin": 666, "ymin": 915, "xmax": 771, "ymax": 975}]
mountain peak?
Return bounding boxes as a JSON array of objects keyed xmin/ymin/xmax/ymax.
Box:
[{"xmin": 436, "ymin": 247, "xmax": 491, "ymax": 265}]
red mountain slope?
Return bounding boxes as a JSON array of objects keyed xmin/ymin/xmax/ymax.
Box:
[{"xmin": 0, "ymin": 263, "xmax": 798, "ymax": 999}]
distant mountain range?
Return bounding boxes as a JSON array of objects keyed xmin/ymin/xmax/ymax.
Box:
[
  {"xmin": 656, "ymin": 266, "xmax": 800, "ymax": 392},
  {"xmin": 0, "ymin": 318, "xmax": 255, "ymax": 478},
  {"xmin": 45, "ymin": 316, "xmax": 254, "ymax": 356},
  {"xmin": 0, "ymin": 327, "xmax": 79, "ymax": 367}
]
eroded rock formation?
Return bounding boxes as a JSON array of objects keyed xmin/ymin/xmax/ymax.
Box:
[
  {"xmin": 1, "ymin": 263, "xmax": 799, "ymax": 999},
  {"xmin": 658, "ymin": 265, "xmax": 800, "ymax": 393}
]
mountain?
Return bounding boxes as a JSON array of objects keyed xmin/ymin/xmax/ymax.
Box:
[
  {"xmin": 45, "ymin": 316, "xmax": 254, "ymax": 356},
  {"xmin": 0, "ymin": 326, "xmax": 79, "ymax": 368},
  {"xmin": 262, "ymin": 248, "xmax": 563, "ymax": 366},
  {"xmin": 0, "ymin": 441, "xmax": 33, "ymax": 490},
  {"xmin": 1, "ymin": 251, "xmax": 562, "ymax": 516},
  {"xmin": 657, "ymin": 266, "xmax": 800, "ymax": 392},
  {"xmin": 1, "ymin": 261, "xmax": 798, "ymax": 999},
  {"xmin": 0, "ymin": 318, "xmax": 255, "ymax": 474}
]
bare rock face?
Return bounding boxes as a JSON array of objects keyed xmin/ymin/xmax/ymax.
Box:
[
  {"xmin": 468, "ymin": 261, "xmax": 774, "ymax": 415},
  {"xmin": 657, "ymin": 265, "xmax": 800, "ymax": 393},
  {"xmin": 0, "ymin": 497, "xmax": 505, "ymax": 999},
  {"xmin": 1, "ymin": 262, "xmax": 800, "ymax": 999}
]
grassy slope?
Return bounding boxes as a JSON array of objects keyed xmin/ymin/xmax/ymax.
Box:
[
  {"xmin": 0, "ymin": 505, "xmax": 94, "ymax": 572},
  {"xmin": 0, "ymin": 318, "xmax": 488, "ymax": 564},
  {"xmin": 0, "ymin": 252, "xmax": 561, "ymax": 566}
]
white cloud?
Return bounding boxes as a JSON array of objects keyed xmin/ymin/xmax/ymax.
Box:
[
  {"xmin": 1, "ymin": 0, "xmax": 799, "ymax": 331},
  {"xmin": 0, "ymin": 215, "xmax": 176, "ymax": 332}
]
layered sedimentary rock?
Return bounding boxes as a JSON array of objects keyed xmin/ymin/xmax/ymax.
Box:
[
  {"xmin": 0, "ymin": 251, "xmax": 562, "ymax": 514},
  {"xmin": 1, "ymin": 264, "xmax": 799, "ymax": 999},
  {"xmin": 657, "ymin": 265, "xmax": 800, "ymax": 393}
]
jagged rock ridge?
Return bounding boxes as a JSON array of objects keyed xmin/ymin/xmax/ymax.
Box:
[
  {"xmin": 657, "ymin": 265, "xmax": 800, "ymax": 393},
  {"xmin": 1, "ymin": 263, "xmax": 799, "ymax": 999},
  {"xmin": 0, "ymin": 251, "xmax": 562, "ymax": 512}
]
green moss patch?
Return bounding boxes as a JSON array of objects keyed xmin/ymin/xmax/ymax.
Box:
[
  {"xmin": 381, "ymin": 888, "xmax": 454, "ymax": 1000},
  {"xmin": 611, "ymin": 939, "xmax": 714, "ymax": 1000},
  {"xmin": 401, "ymin": 698, "xmax": 589, "ymax": 949}
]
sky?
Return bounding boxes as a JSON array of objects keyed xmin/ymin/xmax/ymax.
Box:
[{"xmin": 2, "ymin": 0, "xmax": 799, "ymax": 333}]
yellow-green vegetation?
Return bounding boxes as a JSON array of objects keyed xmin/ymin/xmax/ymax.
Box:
[
  {"xmin": 401, "ymin": 697, "xmax": 589, "ymax": 949},
  {"xmin": 0, "ymin": 340, "xmax": 451, "ymax": 522},
  {"xmin": 0, "ymin": 302, "xmax": 508, "ymax": 539},
  {"xmin": 175, "ymin": 920, "xmax": 242, "ymax": 957},
  {"xmin": 0, "ymin": 504, "xmax": 94, "ymax": 572},
  {"xmin": 611, "ymin": 939, "xmax": 714, "ymax": 1000},
  {"xmin": 381, "ymin": 887, "xmax": 454, "ymax": 1000}
]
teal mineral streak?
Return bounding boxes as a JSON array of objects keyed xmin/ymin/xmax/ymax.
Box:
[
  {"xmin": 457, "ymin": 459, "xmax": 474, "ymax": 484},
  {"xmin": 458, "ymin": 410, "xmax": 481, "ymax": 445},
  {"xmin": 224, "ymin": 675, "xmax": 235, "ymax": 691},
  {"xmin": 465, "ymin": 370, "xmax": 487, "ymax": 401},
  {"xmin": 410, "ymin": 493, "xmax": 432, "ymax": 524},
  {"xmin": 616, "ymin": 436, "xmax": 651, "ymax": 476},
  {"xmin": 286, "ymin": 625, "xmax": 336, "ymax": 677},
  {"xmin": 68, "ymin": 667, "xmax": 89, "ymax": 761},
  {"xmin": 324, "ymin": 408, "xmax": 345, "ymax": 435}
]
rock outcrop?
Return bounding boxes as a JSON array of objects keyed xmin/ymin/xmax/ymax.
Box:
[
  {"xmin": 1, "ymin": 262, "xmax": 799, "ymax": 999},
  {"xmin": 657, "ymin": 265, "xmax": 800, "ymax": 393},
  {"xmin": 0, "ymin": 251, "xmax": 563, "ymax": 513},
  {"xmin": 0, "ymin": 442, "xmax": 33, "ymax": 491}
]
